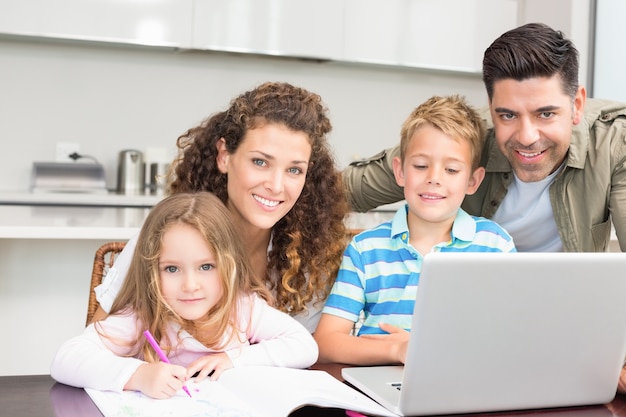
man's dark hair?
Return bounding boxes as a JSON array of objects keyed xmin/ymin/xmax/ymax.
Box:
[{"xmin": 482, "ymin": 22, "xmax": 579, "ymax": 101}]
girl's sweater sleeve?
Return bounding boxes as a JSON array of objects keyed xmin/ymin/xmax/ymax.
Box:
[
  {"xmin": 50, "ymin": 314, "xmax": 144, "ymax": 392},
  {"xmin": 226, "ymin": 295, "xmax": 319, "ymax": 368}
]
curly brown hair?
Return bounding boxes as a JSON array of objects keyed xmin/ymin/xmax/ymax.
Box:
[{"xmin": 166, "ymin": 81, "xmax": 349, "ymax": 315}]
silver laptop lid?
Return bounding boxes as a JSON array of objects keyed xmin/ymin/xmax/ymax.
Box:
[{"xmin": 398, "ymin": 252, "xmax": 626, "ymax": 415}]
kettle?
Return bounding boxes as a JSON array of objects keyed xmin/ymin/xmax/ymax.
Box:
[{"xmin": 117, "ymin": 149, "xmax": 145, "ymax": 195}]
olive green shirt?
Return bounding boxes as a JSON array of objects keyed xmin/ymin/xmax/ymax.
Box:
[{"xmin": 343, "ymin": 98, "xmax": 626, "ymax": 252}]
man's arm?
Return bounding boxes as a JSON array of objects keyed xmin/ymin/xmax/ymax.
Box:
[
  {"xmin": 608, "ymin": 117, "xmax": 626, "ymax": 252},
  {"xmin": 342, "ymin": 146, "xmax": 404, "ymax": 212}
]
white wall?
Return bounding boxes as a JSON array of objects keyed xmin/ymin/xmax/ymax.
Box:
[
  {"xmin": 593, "ymin": 0, "xmax": 626, "ymax": 101},
  {"xmin": 0, "ymin": 0, "xmax": 596, "ymax": 192},
  {"xmin": 519, "ymin": 0, "xmax": 592, "ymax": 88},
  {"xmin": 0, "ymin": 1, "xmax": 600, "ymax": 376},
  {"xmin": 0, "ymin": 36, "xmax": 488, "ymax": 192}
]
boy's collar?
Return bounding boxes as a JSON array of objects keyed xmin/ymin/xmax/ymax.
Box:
[{"xmin": 391, "ymin": 204, "xmax": 476, "ymax": 243}]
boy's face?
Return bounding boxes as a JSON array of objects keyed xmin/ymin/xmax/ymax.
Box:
[
  {"xmin": 393, "ymin": 125, "xmax": 484, "ymax": 226},
  {"xmin": 489, "ymin": 75, "xmax": 586, "ymax": 182}
]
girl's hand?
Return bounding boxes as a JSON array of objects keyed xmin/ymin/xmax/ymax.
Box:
[
  {"xmin": 125, "ymin": 362, "xmax": 188, "ymax": 399},
  {"xmin": 186, "ymin": 352, "xmax": 234, "ymax": 382}
]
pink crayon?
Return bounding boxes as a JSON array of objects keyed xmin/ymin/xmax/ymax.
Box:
[{"xmin": 143, "ymin": 329, "xmax": 192, "ymax": 398}]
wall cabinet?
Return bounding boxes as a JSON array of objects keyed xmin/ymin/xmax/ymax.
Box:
[
  {"xmin": 192, "ymin": 0, "xmax": 344, "ymax": 60},
  {"xmin": 0, "ymin": 0, "xmax": 519, "ymax": 73},
  {"xmin": 0, "ymin": 0, "xmax": 193, "ymax": 47},
  {"xmin": 343, "ymin": 0, "xmax": 519, "ymax": 73}
]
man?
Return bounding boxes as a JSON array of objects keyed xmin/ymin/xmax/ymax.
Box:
[
  {"xmin": 344, "ymin": 22, "xmax": 626, "ymax": 253},
  {"xmin": 342, "ymin": 22, "xmax": 626, "ymax": 392}
]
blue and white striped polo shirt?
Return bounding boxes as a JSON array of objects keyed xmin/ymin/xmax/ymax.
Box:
[{"xmin": 323, "ymin": 204, "xmax": 516, "ymax": 335}]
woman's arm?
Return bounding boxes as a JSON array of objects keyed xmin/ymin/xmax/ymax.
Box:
[{"xmin": 93, "ymin": 234, "xmax": 138, "ymax": 314}]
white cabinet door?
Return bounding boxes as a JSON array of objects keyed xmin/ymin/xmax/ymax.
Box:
[
  {"xmin": 192, "ymin": 0, "xmax": 344, "ymax": 60},
  {"xmin": 0, "ymin": 0, "xmax": 193, "ymax": 47},
  {"xmin": 343, "ymin": 0, "xmax": 519, "ymax": 73}
]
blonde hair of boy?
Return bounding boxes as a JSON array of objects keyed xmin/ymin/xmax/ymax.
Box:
[
  {"xmin": 103, "ymin": 192, "xmax": 272, "ymax": 362},
  {"xmin": 399, "ymin": 95, "xmax": 485, "ymax": 170}
]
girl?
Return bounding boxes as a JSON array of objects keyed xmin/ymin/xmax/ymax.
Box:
[
  {"xmin": 51, "ymin": 192, "xmax": 318, "ymax": 399},
  {"xmin": 94, "ymin": 82, "xmax": 350, "ymax": 332}
]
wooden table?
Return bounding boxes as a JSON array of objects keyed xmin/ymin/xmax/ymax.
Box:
[
  {"xmin": 3, "ymin": 369, "xmax": 626, "ymax": 417},
  {"xmin": 0, "ymin": 374, "xmax": 102, "ymax": 417}
]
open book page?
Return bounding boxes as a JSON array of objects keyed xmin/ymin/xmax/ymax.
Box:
[
  {"xmin": 86, "ymin": 380, "xmax": 258, "ymax": 417},
  {"xmin": 218, "ymin": 366, "xmax": 396, "ymax": 417},
  {"xmin": 85, "ymin": 366, "xmax": 396, "ymax": 417}
]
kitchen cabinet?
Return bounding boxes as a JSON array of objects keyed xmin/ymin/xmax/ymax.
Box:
[
  {"xmin": 343, "ymin": 0, "xmax": 519, "ymax": 73},
  {"xmin": 0, "ymin": 204, "xmax": 149, "ymax": 376},
  {"xmin": 0, "ymin": 0, "xmax": 193, "ymax": 48},
  {"xmin": 191, "ymin": 0, "xmax": 344, "ymax": 60},
  {"xmin": 1, "ymin": 0, "xmax": 518, "ymax": 73}
]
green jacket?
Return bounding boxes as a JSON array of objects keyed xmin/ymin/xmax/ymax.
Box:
[{"xmin": 343, "ymin": 98, "xmax": 626, "ymax": 252}]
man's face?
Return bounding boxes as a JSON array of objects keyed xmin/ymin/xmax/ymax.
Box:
[{"xmin": 489, "ymin": 75, "xmax": 586, "ymax": 182}]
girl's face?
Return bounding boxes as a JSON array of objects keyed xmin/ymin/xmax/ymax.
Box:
[
  {"xmin": 159, "ymin": 223, "xmax": 223, "ymax": 321},
  {"xmin": 216, "ymin": 123, "xmax": 312, "ymax": 232}
]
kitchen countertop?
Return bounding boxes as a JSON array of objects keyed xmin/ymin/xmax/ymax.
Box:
[
  {"xmin": 0, "ymin": 204, "xmax": 149, "ymax": 239},
  {"xmin": 0, "ymin": 190, "xmax": 162, "ymax": 208},
  {"xmin": 0, "ymin": 202, "xmax": 397, "ymax": 240},
  {"xmin": 0, "ymin": 191, "xmax": 401, "ymax": 240},
  {"xmin": 0, "ymin": 201, "xmax": 617, "ymax": 248},
  {"xmin": 0, "ymin": 191, "xmax": 403, "ymax": 211}
]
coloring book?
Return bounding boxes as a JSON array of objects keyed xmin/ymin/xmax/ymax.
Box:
[{"xmin": 85, "ymin": 366, "xmax": 395, "ymax": 417}]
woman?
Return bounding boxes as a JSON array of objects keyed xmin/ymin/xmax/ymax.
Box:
[{"xmin": 94, "ymin": 81, "xmax": 350, "ymax": 332}]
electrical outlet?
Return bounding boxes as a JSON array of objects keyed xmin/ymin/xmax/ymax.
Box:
[{"xmin": 56, "ymin": 142, "xmax": 80, "ymax": 162}]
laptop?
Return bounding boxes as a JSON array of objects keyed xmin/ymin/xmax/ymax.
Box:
[{"xmin": 342, "ymin": 252, "xmax": 626, "ymax": 416}]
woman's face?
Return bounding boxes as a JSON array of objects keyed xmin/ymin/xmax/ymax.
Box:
[{"xmin": 216, "ymin": 123, "xmax": 312, "ymax": 232}]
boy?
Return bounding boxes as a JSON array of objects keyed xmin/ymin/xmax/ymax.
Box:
[{"xmin": 314, "ymin": 95, "xmax": 516, "ymax": 365}]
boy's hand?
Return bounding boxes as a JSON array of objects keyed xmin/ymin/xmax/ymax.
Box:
[
  {"xmin": 360, "ymin": 322, "xmax": 410, "ymax": 364},
  {"xmin": 618, "ymin": 367, "xmax": 626, "ymax": 394},
  {"xmin": 186, "ymin": 352, "xmax": 234, "ymax": 382},
  {"xmin": 125, "ymin": 362, "xmax": 188, "ymax": 399}
]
